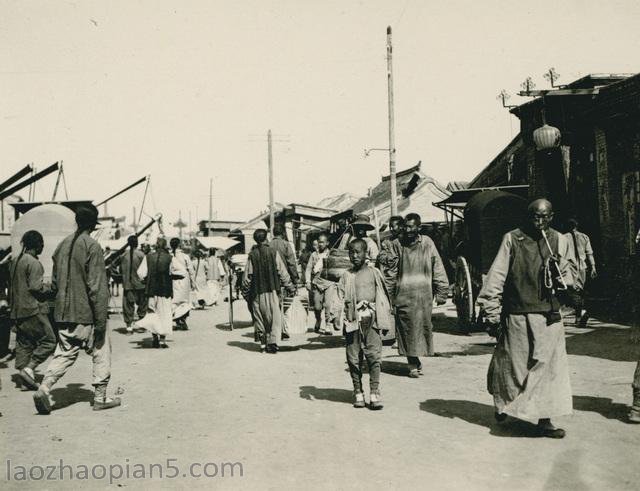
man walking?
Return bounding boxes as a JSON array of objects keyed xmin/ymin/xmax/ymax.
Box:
[
  {"xmin": 393, "ymin": 213, "xmax": 449, "ymax": 377},
  {"xmin": 33, "ymin": 205, "xmax": 120, "ymax": 414},
  {"xmin": 169, "ymin": 238, "xmax": 194, "ymax": 330},
  {"xmin": 270, "ymin": 224, "xmax": 299, "ymax": 339},
  {"xmin": 351, "ymin": 214, "xmax": 379, "ymax": 263},
  {"xmin": 137, "ymin": 237, "xmax": 173, "ymax": 348},
  {"xmin": 377, "ymin": 215, "xmax": 404, "ymax": 300},
  {"xmin": 305, "ymin": 232, "xmax": 330, "ymax": 333},
  {"xmin": 9, "ymin": 230, "xmax": 56, "ymax": 390},
  {"xmin": 478, "ymin": 199, "xmax": 574, "ymax": 438},
  {"xmin": 564, "ymin": 218, "xmax": 597, "ymax": 327},
  {"xmin": 120, "ymin": 235, "xmax": 147, "ymax": 334},
  {"xmin": 270, "ymin": 224, "xmax": 299, "ymax": 284},
  {"xmin": 205, "ymin": 248, "xmax": 225, "ymax": 305},
  {"xmin": 243, "ymin": 229, "xmax": 296, "ymax": 353}
]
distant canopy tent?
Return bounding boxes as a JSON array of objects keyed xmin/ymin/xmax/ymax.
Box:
[{"xmin": 196, "ymin": 236, "xmax": 240, "ymax": 251}]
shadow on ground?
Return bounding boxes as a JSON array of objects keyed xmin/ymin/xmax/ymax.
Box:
[
  {"xmin": 573, "ymin": 395, "xmax": 630, "ymax": 422},
  {"xmin": 50, "ymin": 383, "xmax": 94, "ymax": 411},
  {"xmin": 10, "ymin": 372, "xmax": 44, "ymax": 390},
  {"xmin": 381, "ymin": 360, "xmax": 408, "ymax": 377},
  {"xmin": 299, "ymin": 335, "xmax": 343, "ymax": 350},
  {"xmin": 299, "ymin": 385, "xmax": 352, "ymax": 404},
  {"xmin": 419, "ymin": 399, "xmax": 541, "ymax": 438},
  {"xmin": 215, "ymin": 321, "xmax": 254, "ymax": 331},
  {"xmin": 130, "ymin": 337, "xmax": 174, "ymax": 349},
  {"xmin": 227, "ymin": 341, "xmax": 263, "ymax": 353},
  {"xmin": 440, "ymin": 343, "xmax": 495, "ymax": 357},
  {"xmin": 566, "ymin": 324, "xmax": 640, "ymax": 362},
  {"xmin": 432, "ymin": 312, "xmax": 474, "ymax": 336}
]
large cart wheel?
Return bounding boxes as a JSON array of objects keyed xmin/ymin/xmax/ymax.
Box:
[{"xmin": 454, "ymin": 256, "xmax": 475, "ymax": 330}]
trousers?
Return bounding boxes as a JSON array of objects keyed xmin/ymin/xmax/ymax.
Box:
[
  {"xmin": 14, "ymin": 314, "xmax": 56, "ymax": 371},
  {"xmin": 42, "ymin": 324, "xmax": 112, "ymax": 389},
  {"xmin": 345, "ymin": 317, "xmax": 382, "ymax": 392},
  {"xmin": 123, "ymin": 288, "xmax": 147, "ymax": 326}
]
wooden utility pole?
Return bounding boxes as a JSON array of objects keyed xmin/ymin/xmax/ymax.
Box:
[
  {"xmin": 268, "ymin": 129, "xmax": 274, "ymax": 236},
  {"xmin": 387, "ymin": 26, "xmax": 398, "ymax": 216},
  {"xmin": 132, "ymin": 206, "xmax": 138, "ymax": 233},
  {"xmin": 209, "ymin": 178, "xmax": 213, "ymax": 223}
]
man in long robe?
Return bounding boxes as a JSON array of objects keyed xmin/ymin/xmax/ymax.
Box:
[
  {"xmin": 120, "ymin": 235, "xmax": 147, "ymax": 333},
  {"xmin": 478, "ymin": 199, "xmax": 574, "ymax": 438},
  {"xmin": 169, "ymin": 238, "xmax": 195, "ymax": 330},
  {"xmin": 391, "ymin": 213, "xmax": 449, "ymax": 378},
  {"xmin": 192, "ymin": 250, "xmax": 213, "ymax": 308},
  {"xmin": 243, "ymin": 229, "xmax": 296, "ymax": 353},
  {"xmin": 137, "ymin": 237, "xmax": 173, "ymax": 348},
  {"xmin": 205, "ymin": 248, "xmax": 225, "ymax": 305}
]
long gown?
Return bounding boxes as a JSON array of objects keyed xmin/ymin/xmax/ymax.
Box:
[
  {"xmin": 171, "ymin": 250, "xmax": 194, "ymax": 321},
  {"xmin": 393, "ymin": 236, "xmax": 449, "ymax": 357}
]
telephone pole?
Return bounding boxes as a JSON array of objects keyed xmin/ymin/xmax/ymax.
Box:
[
  {"xmin": 209, "ymin": 178, "xmax": 213, "ymax": 223},
  {"xmin": 268, "ymin": 129, "xmax": 274, "ymax": 236},
  {"xmin": 387, "ymin": 26, "xmax": 398, "ymax": 216}
]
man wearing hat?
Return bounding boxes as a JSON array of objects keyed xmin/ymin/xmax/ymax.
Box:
[
  {"xmin": 33, "ymin": 204, "xmax": 121, "ymax": 414},
  {"xmin": 351, "ymin": 214, "xmax": 379, "ymax": 264}
]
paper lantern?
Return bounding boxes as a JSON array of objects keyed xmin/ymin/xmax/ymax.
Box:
[{"xmin": 533, "ymin": 124, "xmax": 561, "ymax": 151}]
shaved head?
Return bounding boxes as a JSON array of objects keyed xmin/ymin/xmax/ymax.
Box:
[
  {"xmin": 528, "ymin": 198, "xmax": 553, "ymax": 215},
  {"xmin": 528, "ymin": 199, "xmax": 554, "ymax": 232}
]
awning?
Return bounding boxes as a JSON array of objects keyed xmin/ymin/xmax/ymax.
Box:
[
  {"xmin": 196, "ymin": 236, "xmax": 239, "ymax": 250},
  {"xmin": 434, "ymin": 185, "xmax": 529, "ymax": 209}
]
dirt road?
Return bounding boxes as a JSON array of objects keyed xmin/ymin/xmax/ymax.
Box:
[{"xmin": 1, "ymin": 301, "xmax": 638, "ymax": 490}]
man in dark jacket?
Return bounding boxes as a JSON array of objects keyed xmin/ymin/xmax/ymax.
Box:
[
  {"xmin": 269, "ymin": 224, "xmax": 299, "ymax": 284},
  {"xmin": 9, "ymin": 230, "xmax": 56, "ymax": 390},
  {"xmin": 243, "ymin": 229, "xmax": 296, "ymax": 353},
  {"xmin": 138, "ymin": 237, "xmax": 173, "ymax": 348},
  {"xmin": 120, "ymin": 235, "xmax": 147, "ymax": 334},
  {"xmin": 33, "ymin": 204, "xmax": 120, "ymax": 414}
]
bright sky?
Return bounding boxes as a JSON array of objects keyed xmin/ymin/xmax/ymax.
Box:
[{"xmin": 2, "ymin": 0, "xmax": 640, "ymax": 229}]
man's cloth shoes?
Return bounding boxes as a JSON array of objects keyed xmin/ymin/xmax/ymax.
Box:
[
  {"xmin": 629, "ymin": 388, "xmax": 640, "ymax": 423},
  {"xmin": 266, "ymin": 344, "xmax": 278, "ymax": 354},
  {"xmin": 151, "ymin": 336, "xmax": 160, "ymax": 348},
  {"xmin": 125, "ymin": 326, "xmax": 133, "ymax": 334},
  {"xmin": 494, "ymin": 412, "xmax": 507, "ymax": 423},
  {"xmin": 93, "ymin": 397, "xmax": 121, "ymax": 411},
  {"xmin": 536, "ymin": 419, "xmax": 565, "ymax": 438},
  {"xmin": 369, "ymin": 391, "xmax": 383, "ymax": 410},
  {"xmin": 33, "ymin": 388, "xmax": 52, "ymax": 415},
  {"xmin": 408, "ymin": 369, "xmax": 420, "ymax": 378},
  {"xmin": 19, "ymin": 368, "xmax": 39, "ymax": 390},
  {"xmin": 353, "ymin": 392, "xmax": 365, "ymax": 408},
  {"xmin": 629, "ymin": 407, "xmax": 640, "ymax": 423}
]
